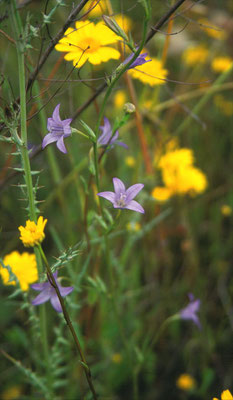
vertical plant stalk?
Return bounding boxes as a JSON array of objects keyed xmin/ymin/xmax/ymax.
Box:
[
  {"xmin": 10, "ymin": 1, "xmax": 52, "ymax": 396},
  {"xmin": 38, "ymin": 245, "xmax": 98, "ymax": 400}
]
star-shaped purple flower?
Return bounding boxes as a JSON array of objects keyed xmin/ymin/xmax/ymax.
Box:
[
  {"xmin": 42, "ymin": 104, "xmax": 72, "ymax": 154},
  {"xmin": 97, "ymin": 177, "xmax": 145, "ymax": 214},
  {"xmin": 98, "ymin": 117, "xmax": 128, "ymax": 149},
  {"xmin": 31, "ymin": 271, "xmax": 73, "ymax": 313},
  {"xmin": 123, "ymin": 51, "xmax": 151, "ymax": 70},
  {"xmin": 180, "ymin": 293, "xmax": 201, "ymax": 329}
]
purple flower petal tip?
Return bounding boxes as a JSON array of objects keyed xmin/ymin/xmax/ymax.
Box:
[
  {"xmin": 180, "ymin": 294, "xmax": 201, "ymax": 329},
  {"xmin": 99, "ymin": 177, "xmax": 145, "ymax": 214},
  {"xmin": 98, "ymin": 117, "xmax": 127, "ymax": 149},
  {"xmin": 42, "ymin": 105, "xmax": 72, "ymax": 153}
]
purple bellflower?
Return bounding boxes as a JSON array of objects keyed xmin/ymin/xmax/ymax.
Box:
[
  {"xmin": 180, "ymin": 293, "xmax": 201, "ymax": 329},
  {"xmin": 42, "ymin": 104, "xmax": 72, "ymax": 153},
  {"xmin": 97, "ymin": 177, "xmax": 145, "ymax": 214},
  {"xmin": 31, "ymin": 271, "xmax": 73, "ymax": 313},
  {"xmin": 98, "ymin": 117, "xmax": 128, "ymax": 149},
  {"xmin": 123, "ymin": 50, "xmax": 151, "ymax": 70}
]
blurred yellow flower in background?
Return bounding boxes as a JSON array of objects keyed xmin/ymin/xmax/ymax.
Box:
[
  {"xmin": 111, "ymin": 353, "xmax": 122, "ymax": 363},
  {"xmin": 126, "ymin": 221, "xmax": 141, "ymax": 232},
  {"xmin": 152, "ymin": 147, "xmax": 207, "ymax": 202},
  {"xmin": 125, "ymin": 156, "xmax": 136, "ymax": 167},
  {"xmin": 199, "ymin": 18, "xmax": 227, "ymax": 40},
  {"xmin": 128, "ymin": 57, "xmax": 168, "ymax": 86},
  {"xmin": 1, "ymin": 385, "xmax": 22, "ymax": 400},
  {"xmin": 114, "ymin": 14, "xmax": 132, "ymax": 33},
  {"xmin": 83, "ymin": 0, "xmax": 107, "ymax": 17},
  {"xmin": 55, "ymin": 20, "xmax": 120, "ymax": 67},
  {"xmin": 114, "ymin": 90, "xmax": 127, "ymax": 109},
  {"xmin": 19, "ymin": 216, "xmax": 47, "ymax": 247},
  {"xmin": 214, "ymin": 95, "xmax": 233, "ymax": 116},
  {"xmin": 182, "ymin": 45, "xmax": 208, "ymax": 66},
  {"xmin": 211, "ymin": 57, "xmax": 233, "ymax": 73},
  {"xmin": 0, "ymin": 251, "xmax": 38, "ymax": 291},
  {"xmin": 176, "ymin": 373, "xmax": 196, "ymax": 391},
  {"xmin": 221, "ymin": 205, "xmax": 232, "ymax": 216},
  {"xmin": 213, "ymin": 389, "xmax": 233, "ymax": 400}
]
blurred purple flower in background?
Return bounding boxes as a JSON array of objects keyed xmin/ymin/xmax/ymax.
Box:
[
  {"xmin": 98, "ymin": 117, "xmax": 128, "ymax": 149},
  {"xmin": 97, "ymin": 177, "xmax": 145, "ymax": 213},
  {"xmin": 123, "ymin": 51, "xmax": 151, "ymax": 69},
  {"xmin": 180, "ymin": 293, "xmax": 201, "ymax": 329},
  {"xmin": 31, "ymin": 271, "xmax": 73, "ymax": 312},
  {"xmin": 42, "ymin": 104, "xmax": 72, "ymax": 153}
]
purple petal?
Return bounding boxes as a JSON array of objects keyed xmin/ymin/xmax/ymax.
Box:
[
  {"xmin": 97, "ymin": 191, "xmax": 116, "ymax": 204},
  {"xmin": 116, "ymin": 141, "xmax": 128, "ymax": 149},
  {"xmin": 52, "ymin": 104, "xmax": 62, "ymax": 124},
  {"xmin": 126, "ymin": 183, "xmax": 144, "ymax": 202},
  {"xmin": 50, "ymin": 293, "xmax": 62, "ymax": 313},
  {"xmin": 31, "ymin": 282, "xmax": 46, "ymax": 291},
  {"xmin": 31, "ymin": 290, "xmax": 51, "ymax": 306},
  {"xmin": 125, "ymin": 200, "xmax": 145, "ymax": 214},
  {"xmin": 62, "ymin": 118, "xmax": 72, "ymax": 126},
  {"xmin": 42, "ymin": 133, "xmax": 58, "ymax": 149},
  {"xmin": 113, "ymin": 177, "xmax": 126, "ymax": 196},
  {"xmin": 109, "ymin": 130, "xmax": 119, "ymax": 144},
  {"xmin": 59, "ymin": 286, "xmax": 74, "ymax": 297},
  {"xmin": 56, "ymin": 136, "xmax": 67, "ymax": 153}
]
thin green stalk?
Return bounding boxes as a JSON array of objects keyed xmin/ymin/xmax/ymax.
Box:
[{"xmin": 38, "ymin": 245, "xmax": 98, "ymax": 400}]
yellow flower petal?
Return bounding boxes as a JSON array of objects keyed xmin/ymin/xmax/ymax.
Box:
[
  {"xmin": 151, "ymin": 187, "xmax": 172, "ymax": 202},
  {"xmin": 129, "ymin": 57, "xmax": 168, "ymax": 86}
]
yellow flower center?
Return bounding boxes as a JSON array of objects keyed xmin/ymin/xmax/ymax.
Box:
[{"xmin": 79, "ymin": 37, "xmax": 100, "ymax": 53}]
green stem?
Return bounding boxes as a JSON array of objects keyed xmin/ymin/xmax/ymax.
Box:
[{"xmin": 38, "ymin": 245, "xmax": 98, "ymax": 400}]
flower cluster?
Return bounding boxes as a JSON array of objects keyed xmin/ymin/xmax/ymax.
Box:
[
  {"xmin": 0, "ymin": 251, "xmax": 38, "ymax": 291},
  {"xmin": 152, "ymin": 147, "xmax": 207, "ymax": 202},
  {"xmin": 19, "ymin": 216, "xmax": 47, "ymax": 247}
]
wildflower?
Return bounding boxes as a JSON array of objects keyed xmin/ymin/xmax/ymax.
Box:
[
  {"xmin": 123, "ymin": 50, "xmax": 151, "ymax": 70},
  {"xmin": 42, "ymin": 104, "xmax": 72, "ymax": 154},
  {"xmin": 221, "ymin": 205, "xmax": 232, "ymax": 217},
  {"xmin": 98, "ymin": 117, "xmax": 128, "ymax": 149},
  {"xmin": 0, "ymin": 251, "xmax": 38, "ymax": 291},
  {"xmin": 31, "ymin": 271, "xmax": 73, "ymax": 313},
  {"xmin": 1, "ymin": 385, "xmax": 22, "ymax": 400},
  {"xmin": 128, "ymin": 57, "xmax": 168, "ymax": 86},
  {"xmin": 213, "ymin": 390, "xmax": 233, "ymax": 400},
  {"xmin": 176, "ymin": 374, "xmax": 196, "ymax": 391},
  {"xmin": 182, "ymin": 45, "xmax": 208, "ymax": 66},
  {"xmin": 114, "ymin": 90, "xmax": 127, "ymax": 109},
  {"xmin": 180, "ymin": 293, "xmax": 201, "ymax": 329},
  {"xmin": 19, "ymin": 216, "xmax": 47, "ymax": 247},
  {"xmin": 83, "ymin": 0, "xmax": 107, "ymax": 17},
  {"xmin": 112, "ymin": 353, "xmax": 122, "ymax": 364},
  {"xmin": 125, "ymin": 156, "xmax": 136, "ymax": 167},
  {"xmin": 211, "ymin": 57, "xmax": 233, "ymax": 73},
  {"xmin": 198, "ymin": 18, "xmax": 226, "ymax": 40},
  {"xmin": 151, "ymin": 187, "xmax": 172, "ymax": 202},
  {"xmin": 55, "ymin": 20, "xmax": 120, "ymax": 68},
  {"xmin": 97, "ymin": 177, "xmax": 145, "ymax": 213}
]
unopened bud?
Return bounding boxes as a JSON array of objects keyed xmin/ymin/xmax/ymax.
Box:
[
  {"xmin": 102, "ymin": 15, "xmax": 128, "ymax": 42},
  {"xmin": 124, "ymin": 102, "xmax": 136, "ymax": 114}
]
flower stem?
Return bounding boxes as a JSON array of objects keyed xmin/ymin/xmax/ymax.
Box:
[{"xmin": 38, "ymin": 245, "xmax": 98, "ymax": 400}]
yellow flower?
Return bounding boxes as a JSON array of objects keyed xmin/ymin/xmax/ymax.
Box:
[
  {"xmin": 182, "ymin": 45, "xmax": 208, "ymax": 66},
  {"xmin": 0, "ymin": 251, "xmax": 38, "ymax": 291},
  {"xmin": 211, "ymin": 57, "xmax": 233, "ymax": 73},
  {"xmin": 111, "ymin": 353, "xmax": 122, "ymax": 364},
  {"xmin": 83, "ymin": 0, "xmax": 107, "ymax": 17},
  {"xmin": 19, "ymin": 216, "xmax": 47, "ymax": 247},
  {"xmin": 128, "ymin": 57, "xmax": 168, "ymax": 86},
  {"xmin": 159, "ymin": 148, "xmax": 194, "ymax": 170},
  {"xmin": 126, "ymin": 221, "xmax": 141, "ymax": 232},
  {"xmin": 199, "ymin": 18, "xmax": 227, "ymax": 40},
  {"xmin": 55, "ymin": 20, "xmax": 120, "ymax": 67},
  {"xmin": 114, "ymin": 90, "xmax": 127, "ymax": 109},
  {"xmin": 114, "ymin": 14, "xmax": 132, "ymax": 33},
  {"xmin": 125, "ymin": 156, "xmax": 136, "ymax": 167},
  {"xmin": 213, "ymin": 389, "xmax": 233, "ymax": 400},
  {"xmin": 214, "ymin": 95, "xmax": 233, "ymax": 116},
  {"xmin": 151, "ymin": 187, "xmax": 172, "ymax": 202},
  {"xmin": 1, "ymin": 385, "xmax": 22, "ymax": 400},
  {"xmin": 176, "ymin": 374, "xmax": 196, "ymax": 391},
  {"xmin": 221, "ymin": 205, "xmax": 232, "ymax": 216}
]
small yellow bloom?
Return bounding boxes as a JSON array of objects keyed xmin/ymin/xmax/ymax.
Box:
[
  {"xmin": 126, "ymin": 221, "xmax": 141, "ymax": 232},
  {"xmin": 1, "ymin": 385, "xmax": 22, "ymax": 400},
  {"xmin": 83, "ymin": 0, "xmax": 107, "ymax": 18},
  {"xmin": 199, "ymin": 18, "xmax": 227, "ymax": 40},
  {"xmin": 0, "ymin": 251, "xmax": 38, "ymax": 291},
  {"xmin": 112, "ymin": 353, "xmax": 122, "ymax": 364},
  {"xmin": 19, "ymin": 216, "xmax": 47, "ymax": 247},
  {"xmin": 114, "ymin": 90, "xmax": 127, "ymax": 109},
  {"xmin": 213, "ymin": 389, "xmax": 233, "ymax": 400},
  {"xmin": 182, "ymin": 45, "xmax": 208, "ymax": 66},
  {"xmin": 55, "ymin": 20, "xmax": 120, "ymax": 68},
  {"xmin": 151, "ymin": 187, "xmax": 172, "ymax": 202},
  {"xmin": 128, "ymin": 57, "xmax": 168, "ymax": 86},
  {"xmin": 221, "ymin": 205, "xmax": 232, "ymax": 216},
  {"xmin": 125, "ymin": 156, "xmax": 136, "ymax": 167},
  {"xmin": 211, "ymin": 57, "xmax": 233, "ymax": 73},
  {"xmin": 176, "ymin": 373, "xmax": 196, "ymax": 391}
]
